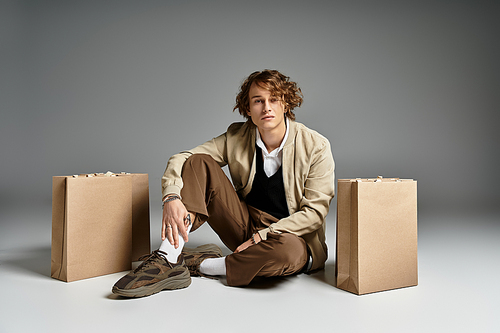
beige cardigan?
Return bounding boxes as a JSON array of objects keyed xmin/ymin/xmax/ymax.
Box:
[{"xmin": 162, "ymin": 120, "xmax": 335, "ymax": 271}]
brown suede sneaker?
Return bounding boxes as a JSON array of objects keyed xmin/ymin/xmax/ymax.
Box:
[
  {"xmin": 182, "ymin": 244, "xmax": 223, "ymax": 277},
  {"xmin": 112, "ymin": 250, "xmax": 191, "ymax": 297}
]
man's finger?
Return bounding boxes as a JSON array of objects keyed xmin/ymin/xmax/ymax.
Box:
[
  {"xmin": 179, "ymin": 224, "xmax": 189, "ymax": 243},
  {"xmin": 166, "ymin": 224, "xmax": 173, "ymax": 245},
  {"xmin": 181, "ymin": 215, "xmax": 191, "ymax": 242},
  {"xmin": 171, "ymin": 223, "xmax": 180, "ymax": 248}
]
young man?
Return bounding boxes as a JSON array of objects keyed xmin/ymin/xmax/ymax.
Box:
[{"xmin": 112, "ymin": 70, "xmax": 335, "ymax": 297}]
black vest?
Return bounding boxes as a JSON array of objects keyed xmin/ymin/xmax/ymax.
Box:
[{"xmin": 245, "ymin": 146, "xmax": 289, "ymax": 220}]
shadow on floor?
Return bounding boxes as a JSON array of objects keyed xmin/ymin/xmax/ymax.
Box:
[
  {"xmin": 308, "ymin": 262, "xmax": 337, "ymax": 288},
  {"xmin": 1, "ymin": 246, "xmax": 52, "ymax": 278},
  {"xmin": 106, "ymin": 271, "xmax": 298, "ymax": 300},
  {"xmin": 243, "ymin": 275, "xmax": 297, "ymax": 290}
]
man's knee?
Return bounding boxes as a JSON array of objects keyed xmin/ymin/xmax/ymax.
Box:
[
  {"xmin": 265, "ymin": 233, "xmax": 307, "ymax": 266},
  {"xmin": 185, "ymin": 154, "xmax": 218, "ymax": 167},
  {"xmin": 183, "ymin": 154, "xmax": 228, "ymax": 186}
]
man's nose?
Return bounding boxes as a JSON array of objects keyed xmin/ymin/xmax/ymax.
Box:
[{"xmin": 263, "ymin": 99, "xmax": 272, "ymax": 112}]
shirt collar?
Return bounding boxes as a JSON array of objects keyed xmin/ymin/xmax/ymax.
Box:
[{"xmin": 255, "ymin": 117, "xmax": 289, "ymax": 156}]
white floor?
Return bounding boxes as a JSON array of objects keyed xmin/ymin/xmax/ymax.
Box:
[{"xmin": 1, "ymin": 204, "xmax": 499, "ymax": 333}]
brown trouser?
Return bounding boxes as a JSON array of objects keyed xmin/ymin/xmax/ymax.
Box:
[{"xmin": 180, "ymin": 154, "xmax": 308, "ymax": 286}]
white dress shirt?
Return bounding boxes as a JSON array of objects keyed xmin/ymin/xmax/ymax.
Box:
[{"xmin": 255, "ymin": 118, "xmax": 290, "ymax": 177}]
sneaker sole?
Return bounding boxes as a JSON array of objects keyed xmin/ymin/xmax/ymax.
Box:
[{"xmin": 112, "ymin": 269, "xmax": 191, "ymax": 298}]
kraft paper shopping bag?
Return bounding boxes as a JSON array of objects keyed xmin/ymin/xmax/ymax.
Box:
[
  {"xmin": 336, "ymin": 177, "xmax": 418, "ymax": 295},
  {"xmin": 51, "ymin": 172, "xmax": 150, "ymax": 282}
]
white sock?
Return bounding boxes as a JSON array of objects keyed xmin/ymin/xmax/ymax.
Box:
[
  {"xmin": 159, "ymin": 223, "xmax": 192, "ymax": 263},
  {"xmin": 199, "ymin": 256, "xmax": 227, "ymax": 276}
]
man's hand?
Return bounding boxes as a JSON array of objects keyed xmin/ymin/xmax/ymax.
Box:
[
  {"xmin": 162, "ymin": 197, "xmax": 190, "ymax": 248},
  {"xmin": 234, "ymin": 233, "xmax": 262, "ymax": 253}
]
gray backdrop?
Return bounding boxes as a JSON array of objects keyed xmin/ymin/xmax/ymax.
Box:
[
  {"xmin": 1, "ymin": 2, "xmax": 500, "ymax": 332},
  {"xmin": 1, "ymin": 0, "xmax": 499, "ymax": 218}
]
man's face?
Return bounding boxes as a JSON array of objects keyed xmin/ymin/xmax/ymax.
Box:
[{"xmin": 247, "ymin": 83, "xmax": 286, "ymax": 134}]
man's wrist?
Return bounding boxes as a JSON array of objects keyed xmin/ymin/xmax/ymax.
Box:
[
  {"xmin": 162, "ymin": 195, "xmax": 180, "ymax": 208},
  {"xmin": 251, "ymin": 233, "xmax": 261, "ymax": 245}
]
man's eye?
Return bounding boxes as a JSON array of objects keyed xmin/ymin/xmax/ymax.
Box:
[{"xmin": 255, "ymin": 99, "xmax": 262, "ymax": 103}]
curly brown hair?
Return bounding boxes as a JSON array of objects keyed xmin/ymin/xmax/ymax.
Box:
[{"xmin": 233, "ymin": 70, "xmax": 303, "ymax": 121}]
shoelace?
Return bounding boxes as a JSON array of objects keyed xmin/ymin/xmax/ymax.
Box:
[{"xmin": 134, "ymin": 250, "xmax": 171, "ymax": 273}]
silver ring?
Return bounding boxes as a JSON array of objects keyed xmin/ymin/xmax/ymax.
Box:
[{"xmin": 166, "ymin": 225, "xmax": 172, "ymax": 229}]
